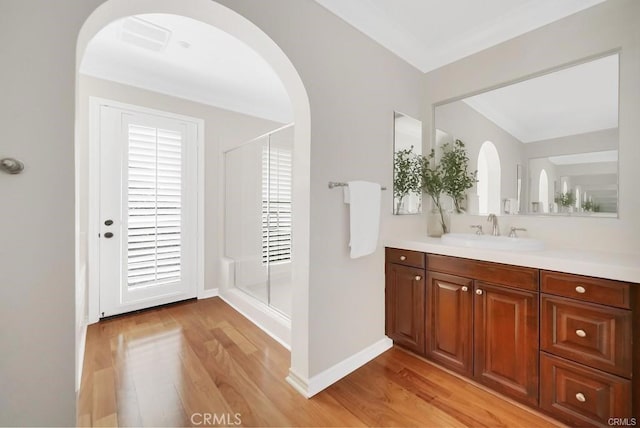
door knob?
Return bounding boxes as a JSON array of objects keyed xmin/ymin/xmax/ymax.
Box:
[
  {"xmin": 414, "ymin": 275, "xmax": 422, "ymax": 281},
  {"xmin": 104, "ymin": 232, "xmax": 114, "ymax": 239},
  {"xmin": 104, "ymin": 219, "xmax": 114, "ymax": 226},
  {"xmin": 475, "ymin": 289, "xmax": 483, "ymax": 295},
  {"xmin": 461, "ymin": 286, "xmax": 468, "ymax": 292}
]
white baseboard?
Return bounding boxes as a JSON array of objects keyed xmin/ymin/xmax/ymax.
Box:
[
  {"xmin": 286, "ymin": 337, "xmax": 393, "ymax": 398},
  {"xmin": 76, "ymin": 321, "xmax": 88, "ymax": 393},
  {"xmin": 199, "ymin": 287, "xmax": 219, "ymax": 299},
  {"xmin": 220, "ymin": 288, "xmax": 291, "ymax": 350}
]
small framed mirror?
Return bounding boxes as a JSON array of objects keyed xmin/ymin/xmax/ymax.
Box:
[{"xmin": 393, "ymin": 112, "xmax": 422, "ymax": 215}]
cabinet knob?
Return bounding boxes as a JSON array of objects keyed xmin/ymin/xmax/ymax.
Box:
[
  {"xmin": 575, "ymin": 392, "xmax": 586, "ymax": 403},
  {"xmin": 461, "ymin": 286, "xmax": 468, "ymax": 292},
  {"xmin": 575, "ymin": 329, "xmax": 587, "ymax": 338},
  {"xmin": 414, "ymin": 275, "xmax": 422, "ymax": 281},
  {"xmin": 475, "ymin": 289, "xmax": 483, "ymax": 295},
  {"xmin": 575, "ymin": 285, "xmax": 586, "ymax": 294},
  {"xmin": 399, "ymin": 255, "xmax": 407, "ymax": 261}
]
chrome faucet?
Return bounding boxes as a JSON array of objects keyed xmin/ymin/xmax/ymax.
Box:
[
  {"xmin": 470, "ymin": 225, "xmax": 483, "ymax": 235},
  {"xmin": 509, "ymin": 227, "xmax": 527, "ymax": 238},
  {"xmin": 487, "ymin": 213, "xmax": 499, "ymax": 236}
]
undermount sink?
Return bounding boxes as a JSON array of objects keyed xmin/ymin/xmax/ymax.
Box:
[{"xmin": 441, "ymin": 233, "xmax": 545, "ymax": 251}]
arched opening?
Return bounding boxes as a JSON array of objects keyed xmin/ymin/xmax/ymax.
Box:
[
  {"xmin": 477, "ymin": 141, "xmax": 501, "ymax": 214},
  {"xmin": 538, "ymin": 169, "xmax": 549, "ymax": 213},
  {"xmin": 75, "ymin": 0, "xmax": 311, "ymax": 393}
]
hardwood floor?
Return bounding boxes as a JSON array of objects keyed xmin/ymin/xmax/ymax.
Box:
[{"xmin": 78, "ymin": 297, "xmax": 559, "ymax": 427}]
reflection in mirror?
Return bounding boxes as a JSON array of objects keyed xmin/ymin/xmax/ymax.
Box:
[
  {"xmin": 393, "ymin": 112, "xmax": 422, "ymax": 215},
  {"xmin": 434, "ymin": 53, "xmax": 619, "ymax": 217}
]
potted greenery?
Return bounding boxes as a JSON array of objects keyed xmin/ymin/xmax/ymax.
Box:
[
  {"xmin": 419, "ymin": 139, "xmax": 476, "ymax": 236},
  {"xmin": 554, "ymin": 190, "xmax": 575, "ymax": 213},
  {"xmin": 419, "ymin": 148, "xmax": 448, "ymax": 236},
  {"xmin": 393, "ymin": 146, "xmax": 422, "ymax": 214},
  {"xmin": 440, "ymin": 139, "xmax": 477, "ymax": 213},
  {"xmin": 582, "ymin": 200, "xmax": 601, "ymax": 213}
]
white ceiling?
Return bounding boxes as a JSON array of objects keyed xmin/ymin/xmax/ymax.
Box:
[
  {"xmin": 314, "ymin": 0, "xmax": 605, "ymax": 72},
  {"xmin": 80, "ymin": 2, "xmax": 607, "ymax": 123},
  {"xmin": 462, "ymin": 53, "xmax": 619, "ymax": 143},
  {"xmin": 80, "ymin": 14, "xmax": 293, "ymax": 123}
]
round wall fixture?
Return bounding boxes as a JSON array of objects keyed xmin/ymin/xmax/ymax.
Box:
[{"xmin": 0, "ymin": 158, "xmax": 25, "ymax": 174}]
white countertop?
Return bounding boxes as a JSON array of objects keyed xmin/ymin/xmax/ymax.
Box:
[{"xmin": 386, "ymin": 236, "xmax": 640, "ymax": 284}]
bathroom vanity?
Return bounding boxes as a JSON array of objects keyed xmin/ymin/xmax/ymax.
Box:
[{"xmin": 385, "ymin": 241, "xmax": 639, "ymax": 427}]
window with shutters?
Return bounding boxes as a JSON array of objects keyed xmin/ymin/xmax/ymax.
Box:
[
  {"xmin": 262, "ymin": 145, "xmax": 292, "ymax": 265},
  {"xmin": 127, "ymin": 123, "xmax": 183, "ymax": 287}
]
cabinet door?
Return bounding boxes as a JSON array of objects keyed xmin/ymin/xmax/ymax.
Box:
[
  {"xmin": 426, "ymin": 272, "xmax": 473, "ymax": 376},
  {"xmin": 385, "ymin": 263, "xmax": 425, "ymax": 355},
  {"xmin": 474, "ymin": 281, "xmax": 539, "ymax": 406}
]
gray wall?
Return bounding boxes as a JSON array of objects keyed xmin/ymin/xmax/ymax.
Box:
[
  {"xmin": 0, "ymin": 1, "xmax": 104, "ymax": 425},
  {"xmin": 217, "ymin": 0, "xmax": 425, "ymax": 376},
  {"xmin": 424, "ymin": 0, "xmax": 640, "ymax": 252}
]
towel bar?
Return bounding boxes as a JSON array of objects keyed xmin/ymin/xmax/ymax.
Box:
[{"xmin": 328, "ymin": 181, "xmax": 387, "ymax": 190}]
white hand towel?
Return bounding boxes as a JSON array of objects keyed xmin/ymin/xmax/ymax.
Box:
[{"xmin": 344, "ymin": 181, "xmax": 381, "ymax": 259}]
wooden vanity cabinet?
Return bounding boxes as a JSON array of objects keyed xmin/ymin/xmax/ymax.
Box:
[
  {"xmin": 426, "ymin": 271, "xmax": 473, "ymax": 376},
  {"xmin": 385, "ymin": 248, "xmax": 426, "ymax": 355},
  {"xmin": 539, "ymin": 270, "xmax": 635, "ymax": 426},
  {"xmin": 425, "ymin": 255, "xmax": 539, "ymax": 406},
  {"xmin": 385, "ymin": 248, "xmax": 638, "ymax": 425},
  {"xmin": 474, "ymin": 281, "xmax": 539, "ymax": 406}
]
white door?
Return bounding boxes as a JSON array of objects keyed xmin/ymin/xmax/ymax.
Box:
[{"xmin": 98, "ymin": 105, "xmax": 198, "ymax": 317}]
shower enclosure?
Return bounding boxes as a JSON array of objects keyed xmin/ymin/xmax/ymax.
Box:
[{"xmin": 224, "ymin": 125, "xmax": 293, "ymax": 318}]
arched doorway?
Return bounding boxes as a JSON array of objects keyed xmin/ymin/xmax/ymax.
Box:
[{"xmin": 75, "ymin": 0, "xmax": 311, "ymax": 393}]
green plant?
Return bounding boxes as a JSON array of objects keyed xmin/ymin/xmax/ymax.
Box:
[
  {"xmin": 582, "ymin": 200, "xmax": 601, "ymax": 212},
  {"xmin": 393, "ymin": 146, "xmax": 421, "ymax": 214},
  {"xmin": 440, "ymin": 139, "xmax": 477, "ymax": 213},
  {"xmin": 419, "ymin": 148, "xmax": 448, "ymax": 233},
  {"xmin": 554, "ymin": 191, "xmax": 575, "ymax": 207}
]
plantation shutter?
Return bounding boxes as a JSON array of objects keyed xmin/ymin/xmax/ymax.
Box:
[
  {"xmin": 262, "ymin": 145, "xmax": 292, "ymax": 264},
  {"xmin": 127, "ymin": 123, "xmax": 183, "ymax": 287}
]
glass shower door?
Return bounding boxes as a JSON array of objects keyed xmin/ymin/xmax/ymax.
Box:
[
  {"xmin": 224, "ymin": 125, "xmax": 294, "ymax": 318},
  {"xmin": 224, "ymin": 137, "xmax": 269, "ymax": 306}
]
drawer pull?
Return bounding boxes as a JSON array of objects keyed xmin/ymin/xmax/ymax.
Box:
[
  {"xmin": 461, "ymin": 286, "xmax": 468, "ymax": 292},
  {"xmin": 414, "ymin": 275, "xmax": 422, "ymax": 281},
  {"xmin": 475, "ymin": 289, "xmax": 483, "ymax": 295},
  {"xmin": 575, "ymin": 285, "xmax": 586, "ymax": 294},
  {"xmin": 575, "ymin": 392, "xmax": 586, "ymax": 403},
  {"xmin": 575, "ymin": 329, "xmax": 587, "ymax": 338},
  {"xmin": 399, "ymin": 255, "xmax": 407, "ymax": 261}
]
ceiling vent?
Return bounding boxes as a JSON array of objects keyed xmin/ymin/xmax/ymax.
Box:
[{"xmin": 120, "ymin": 16, "xmax": 172, "ymax": 52}]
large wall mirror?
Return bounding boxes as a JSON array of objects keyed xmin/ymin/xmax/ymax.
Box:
[
  {"xmin": 434, "ymin": 52, "xmax": 619, "ymax": 218},
  {"xmin": 393, "ymin": 112, "xmax": 423, "ymax": 215}
]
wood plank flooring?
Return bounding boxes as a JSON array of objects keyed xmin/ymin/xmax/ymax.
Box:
[{"xmin": 78, "ymin": 297, "xmax": 559, "ymax": 427}]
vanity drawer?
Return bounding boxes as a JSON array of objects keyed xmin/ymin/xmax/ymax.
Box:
[
  {"xmin": 426, "ymin": 254, "xmax": 538, "ymax": 291},
  {"xmin": 540, "ymin": 295, "xmax": 632, "ymax": 378},
  {"xmin": 540, "ymin": 353, "xmax": 631, "ymax": 427},
  {"xmin": 386, "ymin": 248, "xmax": 425, "ymax": 269},
  {"xmin": 541, "ymin": 270, "xmax": 631, "ymax": 309}
]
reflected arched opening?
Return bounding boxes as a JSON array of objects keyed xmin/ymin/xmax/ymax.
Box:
[
  {"xmin": 477, "ymin": 141, "xmax": 501, "ymax": 214},
  {"xmin": 539, "ymin": 169, "xmax": 549, "ymax": 213}
]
